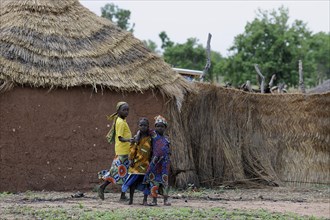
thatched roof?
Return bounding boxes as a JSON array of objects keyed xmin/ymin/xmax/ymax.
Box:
[
  {"xmin": 308, "ymin": 80, "xmax": 330, "ymax": 94},
  {"xmin": 0, "ymin": 0, "xmax": 190, "ymax": 98}
]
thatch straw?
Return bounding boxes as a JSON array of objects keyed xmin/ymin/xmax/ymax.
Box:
[
  {"xmin": 0, "ymin": 0, "xmax": 191, "ymax": 99},
  {"xmin": 0, "ymin": 80, "xmax": 14, "ymax": 93},
  {"xmin": 181, "ymin": 83, "xmax": 330, "ymax": 187},
  {"xmin": 165, "ymin": 98, "xmax": 199, "ymax": 188},
  {"xmin": 308, "ymin": 79, "xmax": 330, "ymax": 94}
]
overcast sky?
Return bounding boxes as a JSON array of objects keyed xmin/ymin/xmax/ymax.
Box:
[{"xmin": 79, "ymin": 1, "xmax": 330, "ymax": 57}]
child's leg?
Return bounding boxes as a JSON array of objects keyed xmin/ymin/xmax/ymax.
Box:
[
  {"xmin": 149, "ymin": 197, "xmax": 157, "ymax": 206},
  {"xmin": 98, "ymin": 180, "xmax": 110, "ymax": 200},
  {"xmin": 163, "ymin": 195, "xmax": 171, "ymax": 206},
  {"xmin": 162, "ymin": 185, "xmax": 171, "ymax": 206},
  {"xmin": 120, "ymin": 192, "xmax": 128, "ymax": 201},
  {"xmin": 128, "ymin": 185, "xmax": 136, "ymax": 205},
  {"xmin": 141, "ymin": 194, "xmax": 148, "ymax": 206}
]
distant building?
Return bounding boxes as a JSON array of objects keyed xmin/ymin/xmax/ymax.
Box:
[{"xmin": 173, "ymin": 68, "xmax": 203, "ymax": 82}]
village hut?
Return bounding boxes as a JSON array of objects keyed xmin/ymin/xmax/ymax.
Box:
[{"xmin": 0, "ymin": 0, "xmax": 198, "ymax": 191}]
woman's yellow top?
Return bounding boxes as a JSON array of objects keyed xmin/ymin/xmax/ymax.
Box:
[{"xmin": 115, "ymin": 117, "xmax": 131, "ymax": 155}]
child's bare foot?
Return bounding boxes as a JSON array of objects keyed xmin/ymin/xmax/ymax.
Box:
[
  {"xmin": 140, "ymin": 201, "xmax": 148, "ymax": 206},
  {"xmin": 119, "ymin": 192, "xmax": 129, "ymax": 202},
  {"xmin": 148, "ymin": 198, "xmax": 157, "ymax": 206},
  {"xmin": 164, "ymin": 196, "xmax": 171, "ymax": 206},
  {"xmin": 147, "ymin": 201, "xmax": 157, "ymax": 206}
]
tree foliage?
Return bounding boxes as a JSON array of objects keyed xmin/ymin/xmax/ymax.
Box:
[
  {"xmin": 142, "ymin": 39, "xmax": 160, "ymax": 54},
  {"xmin": 159, "ymin": 31, "xmax": 174, "ymax": 49},
  {"xmin": 162, "ymin": 35, "xmax": 222, "ymax": 81},
  {"xmin": 306, "ymin": 32, "xmax": 330, "ymax": 85},
  {"xmin": 214, "ymin": 7, "xmax": 321, "ymax": 88},
  {"xmin": 101, "ymin": 3, "xmax": 135, "ymax": 32}
]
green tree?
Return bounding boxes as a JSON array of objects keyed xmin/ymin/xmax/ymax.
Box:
[
  {"xmin": 142, "ymin": 39, "xmax": 160, "ymax": 54},
  {"xmin": 159, "ymin": 31, "xmax": 174, "ymax": 49},
  {"xmin": 101, "ymin": 3, "xmax": 135, "ymax": 32},
  {"xmin": 217, "ymin": 7, "xmax": 314, "ymax": 87},
  {"xmin": 162, "ymin": 37, "xmax": 222, "ymax": 81},
  {"xmin": 307, "ymin": 32, "xmax": 330, "ymax": 85}
]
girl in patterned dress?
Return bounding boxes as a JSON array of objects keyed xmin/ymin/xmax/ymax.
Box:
[
  {"xmin": 143, "ymin": 115, "xmax": 171, "ymax": 206},
  {"xmin": 121, "ymin": 117, "xmax": 152, "ymax": 205},
  {"xmin": 97, "ymin": 101, "xmax": 134, "ymax": 201}
]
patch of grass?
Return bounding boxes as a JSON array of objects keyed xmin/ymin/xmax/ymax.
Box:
[
  {"xmin": 0, "ymin": 191, "xmax": 13, "ymax": 198},
  {"xmin": 3, "ymin": 206, "xmax": 325, "ymax": 220},
  {"xmin": 171, "ymin": 185, "xmax": 228, "ymax": 199}
]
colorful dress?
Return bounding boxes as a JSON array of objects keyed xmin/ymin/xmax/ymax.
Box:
[
  {"xmin": 122, "ymin": 135, "xmax": 152, "ymax": 192},
  {"xmin": 98, "ymin": 117, "xmax": 131, "ymax": 185},
  {"xmin": 143, "ymin": 131, "xmax": 171, "ymax": 197}
]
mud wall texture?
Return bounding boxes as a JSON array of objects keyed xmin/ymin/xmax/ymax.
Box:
[{"xmin": 0, "ymin": 87, "xmax": 166, "ymax": 192}]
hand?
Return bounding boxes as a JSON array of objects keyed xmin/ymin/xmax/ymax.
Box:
[
  {"xmin": 129, "ymin": 138, "xmax": 136, "ymax": 144},
  {"xmin": 151, "ymin": 156, "xmax": 158, "ymax": 164}
]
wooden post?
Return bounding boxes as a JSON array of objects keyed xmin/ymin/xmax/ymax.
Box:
[
  {"xmin": 299, "ymin": 60, "xmax": 306, "ymax": 93},
  {"xmin": 254, "ymin": 64, "xmax": 265, "ymax": 93},
  {"xmin": 200, "ymin": 33, "xmax": 212, "ymax": 82}
]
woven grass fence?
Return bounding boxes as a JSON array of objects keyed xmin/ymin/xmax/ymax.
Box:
[{"xmin": 179, "ymin": 83, "xmax": 330, "ymax": 187}]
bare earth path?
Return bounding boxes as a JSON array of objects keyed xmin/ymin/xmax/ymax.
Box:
[{"xmin": 0, "ymin": 186, "xmax": 329, "ymax": 219}]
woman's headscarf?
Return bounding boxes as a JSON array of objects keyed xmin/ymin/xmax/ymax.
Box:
[
  {"xmin": 106, "ymin": 101, "xmax": 128, "ymax": 144},
  {"xmin": 154, "ymin": 115, "xmax": 167, "ymax": 127}
]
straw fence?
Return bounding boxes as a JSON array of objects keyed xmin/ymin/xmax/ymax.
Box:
[{"xmin": 178, "ymin": 83, "xmax": 329, "ymax": 187}]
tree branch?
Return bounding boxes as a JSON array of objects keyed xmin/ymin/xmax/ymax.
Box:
[
  {"xmin": 268, "ymin": 74, "xmax": 276, "ymax": 88},
  {"xmin": 254, "ymin": 64, "xmax": 265, "ymax": 93},
  {"xmin": 200, "ymin": 33, "xmax": 212, "ymax": 82}
]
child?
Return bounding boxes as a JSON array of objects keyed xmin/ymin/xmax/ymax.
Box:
[
  {"xmin": 121, "ymin": 117, "xmax": 152, "ymax": 205},
  {"xmin": 143, "ymin": 115, "xmax": 171, "ymax": 206},
  {"xmin": 97, "ymin": 101, "xmax": 133, "ymax": 201}
]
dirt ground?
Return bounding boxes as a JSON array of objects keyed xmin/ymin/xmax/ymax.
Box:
[{"xmin": 0, "ymin": 186, "xmax": 329, "ymax": 219}]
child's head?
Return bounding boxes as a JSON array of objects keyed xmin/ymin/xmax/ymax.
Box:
[
  {"xmin": 154, "ymin": 115, "xmax": 167, "ymax": 135},
  {"xmin": 117, "ymin": 102, "xmax": 129, "ymax": 118},
  {"xmin": 138, "ymin": 117, "xmax": 149, "ymax": 133}
]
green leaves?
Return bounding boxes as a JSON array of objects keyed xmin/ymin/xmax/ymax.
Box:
[
  {"xmin": 101, "ymin": 3, "xmax": 135, "ymax": 32},
  {"xmin": 217, "ymin": 6, "xmax": 328, "ymax": 88}
]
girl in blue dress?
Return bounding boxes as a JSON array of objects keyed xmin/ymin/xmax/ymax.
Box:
[{"xmin": 143, "ymin": 115, "xmax": 171, "ymax": 206}]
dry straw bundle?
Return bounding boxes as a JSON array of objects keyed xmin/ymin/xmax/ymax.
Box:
[
  {"xmin": 181, "ymin": 83, "xmax": 330, "ymax": 187},
  {"xmin": 0, "ymin": 0, "xmax": 190, "ymax": 102}
]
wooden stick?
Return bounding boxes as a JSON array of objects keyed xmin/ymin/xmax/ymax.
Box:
[
  {"xmin": 254, "ymin": 64, "xmax": 265, "ymax": 93},
  {"xmin": 299, "ymin": 60, "xmax": 306, "ymax": 93},
  {"xmin": 200, "ymin": 33, "xmax": 212, "ymax": 82},
  {"xmin": 246, "ymin": 80, "xmax": 253, "ymax": 92},
  {"xmin": 268, "ymin": 74, "xmax": 276, "ymax": 88}
]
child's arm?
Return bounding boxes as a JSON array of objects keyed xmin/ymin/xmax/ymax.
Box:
[
  {"xmin": 133, "ymin": 130, "xmax": 141, "ymax": 143},
  {"xmin": 118, "ymin": 136, "xmax": 134, "ymax": 143}
]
